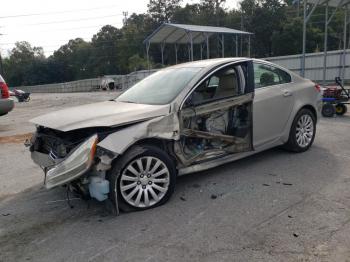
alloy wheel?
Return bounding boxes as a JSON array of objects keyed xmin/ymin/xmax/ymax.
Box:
[
  {"xmin": 295, "ymin": 114, "xmax": 314, "ymax": 148},
  {"xmin": 120, "ymin": 156, "xmax": 170, "ymax": 208}
]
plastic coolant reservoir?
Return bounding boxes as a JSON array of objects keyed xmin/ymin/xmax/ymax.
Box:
[{"xmin": 89, "ymin": 176, "xmax": 110, "ymax": 201}]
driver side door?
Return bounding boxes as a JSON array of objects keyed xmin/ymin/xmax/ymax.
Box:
[{"xmin": 175, "ymin": 61, "xmax": 255, "ymax": 167}]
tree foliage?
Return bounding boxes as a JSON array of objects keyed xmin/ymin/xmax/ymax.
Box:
[{"xmin": 1, "ymin": 0, "xmax": 346, "ymax": 86}]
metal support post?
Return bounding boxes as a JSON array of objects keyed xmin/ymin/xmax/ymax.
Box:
[
  {"xmin": 160, "ymin": 42, "xmax": 165, "ymax": 65},
  {"xmin": 146, "ymin": 41, "xmax": 151, "ymax": 70},
  {"xmin": 323, "ymin": 2, "xmax": 329, "ymax": 85},
  {"xmin": 221, "ymin": 34, "xmax": 225, "ymax": 57},
  {"xmin": 301, "ymin": 0, "xmax": 321, "ymax": 77},
  {"xmin": 342, "ymin": 5, "xmax": 348, "ymax": 84},
  {"xmin": 235, "ymin": 35, "xmax": 238, "ymax": 57},
  {"xmin": 206, "ymin": 34, "xmax": 210, "ymax": 59},
  {"xmin": 174, "ymin": 43, "xmax": 178, "ymax": 64},
  {"xmin": 248, "ymin": 35, "xmax": 251, "ymax": 57},
  {"xmin": 190, "ymin": 32, "xmax": 194, "ymax": 61}
]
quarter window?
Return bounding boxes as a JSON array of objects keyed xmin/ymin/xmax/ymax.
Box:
[{"xmin": 254, "ymin": 63, "xmax": 291, "ymax": 89}]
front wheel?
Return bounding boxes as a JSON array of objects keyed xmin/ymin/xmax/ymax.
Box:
[
  {"xmin": 284, "ymin": 109, "xmax": 316, "ymax": 152},
  {"xmin": 108, "ymin": 145, "xmax": 176, "ymax": 211}
]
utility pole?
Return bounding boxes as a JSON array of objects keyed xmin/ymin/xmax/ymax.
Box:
[{"xmin": 122, "ymin": 11, "xmax": 128, "ymax": 26}]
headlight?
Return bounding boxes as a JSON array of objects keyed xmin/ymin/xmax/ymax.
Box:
[{"xmin": 45, "ymin": 134, "xmax": 98, "ymax": 189}]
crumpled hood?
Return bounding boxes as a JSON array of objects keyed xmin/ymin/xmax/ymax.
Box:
[{"xmin": 30, "ymin": 101, "xmax": 170, "ymax": 131}]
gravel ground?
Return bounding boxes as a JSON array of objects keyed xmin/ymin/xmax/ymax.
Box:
[{"xmin": 0, "ymin": 93, "xmax": 350, "ymax": 262}]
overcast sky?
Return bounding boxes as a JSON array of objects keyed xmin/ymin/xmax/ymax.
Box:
[{"xmin": 0, "ymin": 0, "xmax": 239, "ymax": 57}]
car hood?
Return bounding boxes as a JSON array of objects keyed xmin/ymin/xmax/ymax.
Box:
[{"xmin": 30, "ymin": 101, "xmax": 170, "ymax": 132}]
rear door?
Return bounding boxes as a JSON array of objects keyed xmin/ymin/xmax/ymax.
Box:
[
  {"xmin": 252, "ymin": 62, "xmax": 294, "ymax": 147},
  {"xmin": 176, "ymin": 61, "xmax": 255, "ymax": 166}
]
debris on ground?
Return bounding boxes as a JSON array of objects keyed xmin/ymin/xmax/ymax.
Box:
[
  {"xmin": 180, "ymin": 196, "xmax": 186, "ymax": 201},
  {"xmin": 293, "ymin": 233, "xmax": 299, "ymax": 237},
  {"xmin": 283, "ymin": 183, "xmax": 293, "ymax": 186},
  {"xmin": 211, "ymin": 194, "xmax": 217, "ymax": 199},
  {"xmin": 263, "ymin": 184, "xmax": 270, "ymax": 186},
  {"xmin": 0, "ymin": 133, "xmax": 32, "ymax": 144}
]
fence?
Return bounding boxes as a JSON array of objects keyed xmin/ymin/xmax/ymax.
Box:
[
  {"xmin": 16, "ymin": 69, "xmax": 158, "ymax": 93},
  {"xmin": 265, "ymin": 49, "xmax": 350, "ymax": 84}
]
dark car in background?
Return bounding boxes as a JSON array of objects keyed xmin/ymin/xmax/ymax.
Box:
[{"xmin": 0, "ymin": 75, "xmax": 14, "ymax": 116}]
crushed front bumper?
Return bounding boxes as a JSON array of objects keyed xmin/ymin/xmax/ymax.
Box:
[{"xmin": 30, "ymin": 134, "xmax": 98, "ymax": 189}]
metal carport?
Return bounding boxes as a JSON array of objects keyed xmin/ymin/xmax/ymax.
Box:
[
  {"xmin": 143, "ymin": 23, "xmax": 253, "ymax": 68},
  {"xmin": 301, "ymin": 0, "xmax": 350, "ymax": 84}
]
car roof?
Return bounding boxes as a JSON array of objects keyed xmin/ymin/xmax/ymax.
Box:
[{"xmin": 168, "ymin": 57, "xmax": 250, "ymax": 69}]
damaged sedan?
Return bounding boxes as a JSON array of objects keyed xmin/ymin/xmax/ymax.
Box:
[{"xmin": 28, "ymin": 58, "xmax": 321, "ymax": 211}]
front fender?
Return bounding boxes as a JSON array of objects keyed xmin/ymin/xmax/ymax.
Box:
[{"xmin": 97, "ymin": 114, "xmax": 180, "ymax": 155}]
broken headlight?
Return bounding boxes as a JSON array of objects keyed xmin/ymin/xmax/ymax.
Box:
[{"xmin": 45, "ymin": 134, "xmax": 98, "ymax": 189}]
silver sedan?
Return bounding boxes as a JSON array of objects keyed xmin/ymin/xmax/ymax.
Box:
[{"xmin": 29, "ymin": 58, "xmax": 322, "ymax": 212}]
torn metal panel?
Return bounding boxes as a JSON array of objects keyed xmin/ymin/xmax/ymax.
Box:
[{"xmin": 97, "ymin": 113, "xmax": 180, "ymax": 155}]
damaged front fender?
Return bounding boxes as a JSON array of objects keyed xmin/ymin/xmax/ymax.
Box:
[{"xmin": 97, "ymin": 114, "xmax": 180, "ymax": 155}]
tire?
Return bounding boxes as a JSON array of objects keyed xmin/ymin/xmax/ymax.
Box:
[
  {"xmin": 108, "ymin": 145, "xmax": 176, "ymax": 212},
  {"xmin": 335, "ymin": 104, "xmax": 347, "ymax": 115},
  {"xmin": 284, "ymin": 109, "xmax": 316, "ymax": 153},
  {"xmin": 321, "ymin": 103, "xmax": 335, "ymax": 117}
]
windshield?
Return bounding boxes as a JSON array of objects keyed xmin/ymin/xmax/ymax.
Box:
[{"xmin": 116, "ymin": 67, "xmax": 202, "ymax": 105}]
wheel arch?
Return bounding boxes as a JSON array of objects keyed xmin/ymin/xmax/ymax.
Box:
[
  {"xmin": 282, "ymin": 103, "xmax": 318, "ymax": 143},
  {"xmin": 110, "ymin": 137, "xmax": 178, "ymax": 172},
  {"xmin": 299, "ymin": 104, "xmax": 317, "ymax": 122}
]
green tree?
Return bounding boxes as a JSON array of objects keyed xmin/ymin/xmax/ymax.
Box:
[
  {"xmin": 148, "ymin": 0, "xmax": 182, "ymax": 24},
  {"xmin": 53, "ymin": 38, "xmax": 92, "ymax": 81},
  {"xmin": 3, "ymin": 41, "xmax": 47, "ymax": 86},
  {"xmin": 89, "ymin": 25, "xmax": 121, "ymax": 76}
]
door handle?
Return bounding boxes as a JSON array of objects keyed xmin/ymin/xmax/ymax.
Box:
[{"xmin": 283, "ymin": 90, "xmax": 292, "ymax": 97}]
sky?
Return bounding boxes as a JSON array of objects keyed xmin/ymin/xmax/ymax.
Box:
[{"xmin": 0, "ymin": 0, "xmax": 239, "ymax": 57}]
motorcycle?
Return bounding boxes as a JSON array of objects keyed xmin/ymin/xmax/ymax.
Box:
[{"xmin": 12, "ymin": 89, "xmax": 31, "ymax": 102}]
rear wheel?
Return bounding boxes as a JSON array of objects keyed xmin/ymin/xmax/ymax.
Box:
[
  {"xmin": 335, "ymin": 103, "xmax": 347, "ymax": 115},
  {"xmin": 284, "ymin": 109, "xmax": 316, "ymax": 152},
  {"xmin": 321, "ymin": 103, "xmax": 335, "ymax": 117},
  {"xmin": 109, "ymin": 145, "xmax": 176, "ymax": 211}
]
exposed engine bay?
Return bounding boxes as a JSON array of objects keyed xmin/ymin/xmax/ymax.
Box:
[{"xmin": 29, "ymin": 126, "xmax": 119, "ymax": 201}]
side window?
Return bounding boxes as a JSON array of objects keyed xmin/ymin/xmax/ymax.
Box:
[
  {"xmin": 254, "ymin": 63, "xmax": 291, "ymax": 89},
  {"xmin": 189, "ymin": 64, "xmax": 248, "ymax": 106}
]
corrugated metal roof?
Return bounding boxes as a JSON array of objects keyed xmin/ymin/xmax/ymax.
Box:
[
  {"xmin": 308, "ymin": 0, "xmax": 350, "ymax": 8},
  {"xmin": 144, "ymin": 23, "xmax": 252, "ymax": 44}
]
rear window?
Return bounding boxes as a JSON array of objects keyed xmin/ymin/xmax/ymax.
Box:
[
  {"xmin": 0, "ymin": 75, "xmax": 4, "ymax": 83},
  {"xmin": 253, "ymin": 63, "xmax": 291, "ymax": 88}
]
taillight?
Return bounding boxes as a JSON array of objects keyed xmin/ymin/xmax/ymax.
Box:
[
  {"xmin": 0, "ymin": 82, "xmax": 10, "ymax": 98},
  {"xmin": 314, "ymin": 83, "xmax": 321, "ymax": 92}
]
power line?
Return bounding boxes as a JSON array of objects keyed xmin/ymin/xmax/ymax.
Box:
[
  {"xmin": 2, "ymin": 23, "xmax": 121, "ymax": 35},
  {"xmin": 0, "ymin": 5, "xmax": 125, "ymax": 19},
  {"xmin": 0, "ymin": 35, "xmax": 146, "ymax": 47},
  {"xmin": 2, "ymin": 14, "xmax": 123, "ymax": 27}
]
